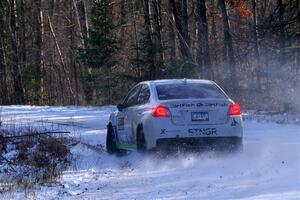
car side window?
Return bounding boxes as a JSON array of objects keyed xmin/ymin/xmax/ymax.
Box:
[
  {"xmin": 123, "ymin": 85, "xmax": 141, "ymax": 107},
  {"xmin": 137, "ymin": 85, "xmax": 150, "ymax": 105}
]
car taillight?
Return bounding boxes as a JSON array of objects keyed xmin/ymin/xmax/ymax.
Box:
[
  {"xmin": 229, "ymin": 103, "xmax": 241, "ymax": 116},
  {"xmin": 152, "ymin": 105, "xmax": 170, "ymax": 117}
]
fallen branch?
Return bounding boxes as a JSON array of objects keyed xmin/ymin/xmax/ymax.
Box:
[
  {"xmin": 4, "ymin": 131, "xmax": 70, "ymax": 140},
  {"xmin": 0, "ymin": 154, "xmax": 16, "ymax": 172}
]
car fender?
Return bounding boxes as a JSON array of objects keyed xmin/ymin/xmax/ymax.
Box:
[
  {"xmin": 134, "ymin": 111, "xmax": 154, "ymax": 149},
  {"xmin": 108, "ymin": 110, "xmax": 118, "ymax": 128}
]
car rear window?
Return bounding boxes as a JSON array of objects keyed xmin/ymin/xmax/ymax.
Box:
[{"xmin": 155, "ymin": 83, "xmax": 227, "ymax": 100}]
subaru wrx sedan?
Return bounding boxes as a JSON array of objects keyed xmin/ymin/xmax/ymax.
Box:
[{"xmin": 106, "ymin": 79, "xmax": 243, "ymax": 153}]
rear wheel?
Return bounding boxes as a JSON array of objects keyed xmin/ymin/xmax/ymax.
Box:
[
  {"xmin": 106, "ymin": 125, "xmax": 117, "ymax": 154},
  {"xmin": 136, "ymin": 127, "xmax": 146, "ymax": 152}
]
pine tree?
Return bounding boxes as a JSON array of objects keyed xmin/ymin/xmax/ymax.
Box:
[{"xmin": 80, "ymin": 0, "xmax": 118, "ymax": 104}]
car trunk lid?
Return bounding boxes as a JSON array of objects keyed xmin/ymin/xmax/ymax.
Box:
[{"xmin": 161, "ymin": 99, "xmax": 231, "ymax": 125}]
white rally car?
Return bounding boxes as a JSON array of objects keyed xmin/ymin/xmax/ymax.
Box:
[{"xmin": 106, "ymin": 79, "xmax": 243, "ymax": 153}]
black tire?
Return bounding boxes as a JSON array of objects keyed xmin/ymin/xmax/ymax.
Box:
[
  {"xmin": 136, "ymin": 127, "xmax": 146, "ymax": 152},
  {"xmin": 106, "ymin": 125, "xmax": 117, "ymax": 154}
]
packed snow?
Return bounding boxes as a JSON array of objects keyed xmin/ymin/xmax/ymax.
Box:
[{"xmin": 0, "ymin": 106, "xmax": 299, "ymax": 199}]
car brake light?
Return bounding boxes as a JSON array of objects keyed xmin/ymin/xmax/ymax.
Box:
[
  {"xmin": 152, "ymin": 105, "xmax": 170, "ymax": 117},
  {"xmin": 229, "ymin": 103, "xmax": 241, "ymax": 116}
]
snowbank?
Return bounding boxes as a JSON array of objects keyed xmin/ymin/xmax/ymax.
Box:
[{"xmin": 0, "ymin": 105, "xmax": 299, "ymax": 199}]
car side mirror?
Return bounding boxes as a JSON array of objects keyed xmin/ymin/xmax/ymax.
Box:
[{"xmin": 117, "ymin": 104, "xmax": 125, "ymax": 112}]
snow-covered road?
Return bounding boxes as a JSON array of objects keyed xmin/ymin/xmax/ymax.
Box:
[{"xmin": 0, "ymin": 106, "xmax": 299, "ymax": 199}]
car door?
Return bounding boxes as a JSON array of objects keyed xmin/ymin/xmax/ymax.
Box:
[
  {"xmin": 116, "ymin": 85, "xmax": 141, "ymax": 144},
  {"xmin": 128, "ymin": 84, "xmax": 151, "ymax": 144}
]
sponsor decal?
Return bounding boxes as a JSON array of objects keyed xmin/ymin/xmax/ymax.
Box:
[
  {"xmin": 171, "ymin": 103, "xmax": 203, "ymax": 108},
  {"xmin": 188, "ymin": 128, "xmax": 217, "ymax": 136},
  {"xmin": 171, "ymin": 103, "xmax": 227, "ymax": 108},
  {"xmin": 204, "ymin": 103, "xmax": 227, "ymax": 107},
  {"xmin": 117, "ymin": 117, "xmax": 125, "ymax": 130}
]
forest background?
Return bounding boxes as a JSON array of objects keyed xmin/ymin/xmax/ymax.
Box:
[{"xmin": 0, "ymin": 0, "xmax": 299, "ymax": 113}]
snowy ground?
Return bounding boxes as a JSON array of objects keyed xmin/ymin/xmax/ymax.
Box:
[{"xmin": 0, "ymin": 106, "xmax": 299, "ymax": 199}]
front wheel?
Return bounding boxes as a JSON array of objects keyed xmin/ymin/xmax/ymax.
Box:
[{"xmin": 106, "ymin": 125, "xmax": 117, "ymax": 154}]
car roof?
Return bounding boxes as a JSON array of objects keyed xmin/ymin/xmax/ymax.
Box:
[{"xmin": 140, "ymin": 79, "xmax": 214, "ymax": 86}]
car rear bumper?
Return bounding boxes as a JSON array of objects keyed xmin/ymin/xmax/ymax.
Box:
[
  {"xmin": 156, "ymin": 136, "xmax": 242, "ymax": 150},
  {"xmin": 143, "ymin": 116, "xmax": 243, "ymax": 150}
]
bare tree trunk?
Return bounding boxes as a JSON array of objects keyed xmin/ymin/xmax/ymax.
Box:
[
  {"xmin": 168, "ymin": 0, "xmax": 176, "ymax": 65},
  {"xmin": 219, "ymin": 0, "xmax": 236, "ymax": 90},
  {"xmin": 210, "ymin": 0, "xmax": 218, "ymax": 77},
  {"xmin": 169, "ymin": 0, "xmax": 192, "ymax": 61},
  {"xmin": 132, "ymin": 1, "xmax": 141, "ymax": 78},
  {"xmin": 46, "ymin": 0, "xmax": 62, "ymax": 105},
  {"xmin": 0, "ymin": 41, "xmax": 8, "ymax": 105},
  {"xmin": 297, "ymin": 0, "xmax": 300, "ymax": 36},
  {"xmin": 252, "ymin": 0, "xmax": 264, "ymax": 93},
  {"xmin": 72, "ymin": 0, "xmax": 88, "ymax": 47},
  {"xmin": 181, "ymin": 0, "xmax": 190, "ymax": 58},
  {"xmin": 19, "ymin": 0, "xmax": 26, "ymax": 77},
  {"xmin": 120, "ymin": 0, "xmax": 126, "ymax": 41},
  {"xmin": 9, "ymin": 0, "xmax": 24, "ymax": 104},
  {"xmin": 252, "ymin": 0, "xmax": 259, "ymax": 59},
  {"xmin": 277, "ymin": 0, "xmax": 287, "ymax": 108},
  {"xmin": 107, "ymin": 66, "xmax": 112, "ymax": 104},
  {"xmin": 278, "ymin": 0, "xmax": 285, "ymax": 65},
  {"xmin": 70, "ymin": 0, "xmax": 79, "ymax": 105},
  {"xmin": 297, "ymin": 0, "xmax": 300, "ymax": 77},
  {"xmin": 32, "ymin": 0, "xmax": 44, "ymax": 104},
  {"xmin": 196, "ymin": 0, "xmax": 212, "ymax": 79},
  {"xmin": 151, "ymin": 0, "xmax": 164, "ymax": 68},
  {"xmin": 130, "ymin": 1, "xmax": 143, "ymax": 79},
  {"xmin": 47, "ymin": 15, "xmax": 76, "ymax": 102},
  {"xmin": 142, "ymin": 0, "xmax": 156, "ymax": 79},
  {"xmin": 0, "ymin": 11, "xmax": 8, "ymax": 104}
]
